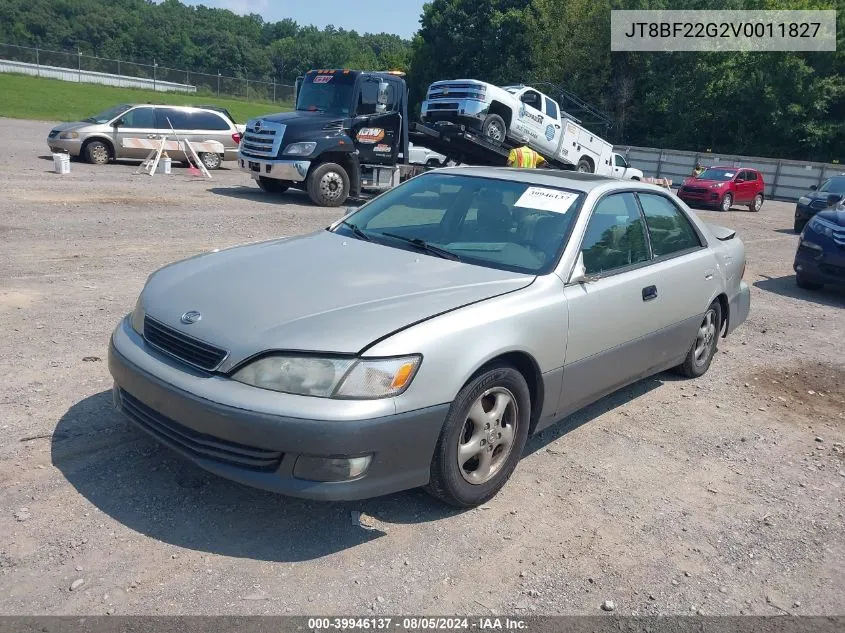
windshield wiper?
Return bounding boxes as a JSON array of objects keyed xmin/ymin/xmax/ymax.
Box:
[
  {"xmin": 338, "ymin": 220, "xmax": 371, "ymax": 241},
  {"xmin": 378, "ymin": 232, "xmax": 461, "ymax": 262}
]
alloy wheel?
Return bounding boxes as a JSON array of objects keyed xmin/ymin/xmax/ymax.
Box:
[
  {"xmin": 457, "ymin": 387, "xmax": 518, "ymax": 485},
  {"xmin": 694, "ymin": 309, "xmax": 717, "ymax": 365}
]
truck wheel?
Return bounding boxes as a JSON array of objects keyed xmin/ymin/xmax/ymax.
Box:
[
  {"xmin": 306, "ymin": 163, "xmax": 350, "ymax": 207},
  {"xmin": 576, "ymin": 158, "xmax": 593, "ymax": 173},
  {"xmin": 257, "ymin": 177, "xmax": 289, "ymax": 194},
  {"xmin": 482, "ymin": 114, "xmax": 506, "ymax": 146}
]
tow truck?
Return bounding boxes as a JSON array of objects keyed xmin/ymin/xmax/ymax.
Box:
[{"xmin": 237, "ymin": 69, "xmax": 629, "ymax": 207}]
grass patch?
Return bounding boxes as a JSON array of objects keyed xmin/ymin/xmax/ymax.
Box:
[{"xmin": 0, "ymin": 73, "xmax": 291, "ymax": 123}]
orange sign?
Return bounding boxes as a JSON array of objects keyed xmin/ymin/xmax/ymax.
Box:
[{"xmin": 356, "ymin": 128, "xmax": 385, "ymax": 143}]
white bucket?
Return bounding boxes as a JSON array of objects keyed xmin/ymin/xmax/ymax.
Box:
[
  {"xmin": 156, "ymin": 156, "xmax": 172, "ymax": 175},
  {"xmin": 52, "ymin": 152, "xmax": 71, "ymax": 175}
]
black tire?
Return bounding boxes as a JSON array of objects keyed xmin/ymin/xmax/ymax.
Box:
[
  {"xmin": 794, "ymin": 218, "xmax": 806, "ymax": 233},
  {"xmin": 481, "ymin": 114, "xmax": 507, "ymax": 146},
  {"xmin": 749, "ymin": 193, "xmax": 763, "ymax": 212},
  {"xmin": 425, "ymin": 364, "xmax": 531, "ymax": 508},
  {"xmin": 257, "ymin": 177, "xmax": 289, "ymax": 194},
  {"xmin": 796, "ymin": 274, "xmax": 823, "ymax": 290},
  {"xmin": 675, "ymin": 300, "xmax": 722, "ymax": 379},
  {"xmin": 576, "ymin": 158, "xmax": 593, "ymax": 173},
  {"xmin": 199, "ymin": 152, "xmax": 222, "ymax": 170},
  {"xmin": 306, "ymin": 162, "xmax": 350, "ymax": 207},
  {"xmin": 83, "ymin": 140, "xmax": 111, "ymax": 165},
  {"xmin": 720, "ymin": 193, "xmax": 733, "ymax": 212}
]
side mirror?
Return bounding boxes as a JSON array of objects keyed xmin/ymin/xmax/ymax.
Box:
[
  {"xmin": 112, "ymin": 118, "xmax": 123, "ymax": 128},
  {"xmin": 376, "ymin": 80, "xmax": 390, "ymax": 113},
  {"xmin": 568, "ymin": 252, "xmax": 597, "ymax": 285},
  {"xmin": 809, "ymin": 184, "xmax": 818, "ymax": 191}
]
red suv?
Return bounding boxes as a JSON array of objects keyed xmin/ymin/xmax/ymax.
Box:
[{"xmin": 678, "ymin": 166, "xmax": 765, "ymax": 212}]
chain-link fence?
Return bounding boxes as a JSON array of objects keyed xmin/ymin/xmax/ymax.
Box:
[{"xmin": 0, "ymin": 43, "xmax": 295, "ymax": 103}]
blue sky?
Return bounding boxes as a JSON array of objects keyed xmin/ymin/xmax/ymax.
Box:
[{"xmin": 178, "ymin": 0, "xmax": 428, "ymax": 39}]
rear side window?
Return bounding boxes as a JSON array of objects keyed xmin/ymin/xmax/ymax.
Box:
[
  {"xmin": 637, "ymin": 193, "xmax": 702, "ymax": 258},
  {"xmin": 155, "ymin": 108, "xmax": 190, "ymax": 130},
  {"xmin": 121, "ymin": 107, "xmax": 155, "ymax": 128},
  {"xmin": 544, "ymin": 98, "xmax": 559, "ymax": 119},
  {"xmin": 189, "ymin": 111, "xmax": 231, "ymax": 130}
]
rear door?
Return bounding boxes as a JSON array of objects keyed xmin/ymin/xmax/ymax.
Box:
[
  {"xmin": 114, "ymin": 106, "xmax": 157, "ymax": 159},
  {"xmin": 541, "ymin": 96, "xmax": 562, "ymax": 156},
  {"xmin": 735, "ymin": 170, "xmax": 754, "ymax": 203},
  {"xmin": 184, "ymin": 109, "xmax": 236, "ymax": 155}
]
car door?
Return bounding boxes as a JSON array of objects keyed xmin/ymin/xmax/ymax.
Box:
[
  {"xmin": 514, "ymin": 89, "xmax": 546, "ymax": 149},
  {"xmin": 559, "ymin": 192, "xmax": 664, "ymax": 416},
  {"xmin": 612, "ymin": 153, "xmax": 630, "ymax": 179},
  {"xmin": 541, "ymin": 96, "xmax": 562, "ymax": 156},
  {"xmin": 154, "ymin": 107, "xmax": 191, "ymax": 161},
  {"xmin": 735, "ymin": 170, "xmax": 753, "ymax": 203},
  {"xmin": 634, "ymin": 192, "xmax": 720, "ymax": 361},
  {"xmin": 114, "ymin": 106, "xmax": 157, "ymax": 159},
  {"xmin": 185, "ymin": 109, "xmax": 235, "ymax": 154}
]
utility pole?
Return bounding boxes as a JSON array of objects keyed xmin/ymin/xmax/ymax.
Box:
[
  {"xmin": 77, "ymin": 47, "xmax": 82, "ymax": 82},
  {"xmin": 153, "ymin": 59, "xmax": 158, "ymax": 92},
  {"xmin": 217, "ymin": 71, "xmax": 221, "ymax": 96}
]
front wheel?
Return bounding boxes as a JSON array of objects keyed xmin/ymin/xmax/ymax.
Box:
[
  {"xmin": 83, "ymin": 140, "xmax": 111, "ymax": 165},
  {"xmin": 720, "ymin": 193, "xmax": 733, "ymax": 212},
  {"xmin": 425, "ymin": 365, "xmax": 531, "ymax": 508},
  {"xmin": 749, "ymin": 193, "xmax": 763, "ymax": 212},
  {"xmin": 306, "ymin": 162, "xmax": 350, "ymax": 207},
  {"xmin": 257, "ymin": 177, "xmax": 289, "ymax": 194},
  {"xmin": 675, "ymin": 300, "xmax": 721, "ymax": 379},
  {"xmin": 481, "ymin": 114, "xmax": 507, "ymax": 146}
]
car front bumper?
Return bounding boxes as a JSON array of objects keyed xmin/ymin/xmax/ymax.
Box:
[
  {"xmin": 238, "ymin": 154, "xmax": 311, "ymax": 182},
  {"xmin": 793, "ymin": 238, "xmax": 845, "ymax": 286},
  {"xmin": 108, "ymin": 318, "xmax": 448, "ymax": 500},
  {"xmin": 677, "ymin": 189, "xmax": 722, "ymax": 206},
  {"xmin": 794, "ymin": 204, "xmax": 818, "ymax": 225},
  {"xmin": 420, "ymin": 99, "xmax": 488, "ymax": 127},
  {"xmin": 47, "ymin": 138, "xmax": 83, "ymax": 157}
]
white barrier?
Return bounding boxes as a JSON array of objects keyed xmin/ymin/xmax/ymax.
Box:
[{"xmin": 121, "ymin": 138, "xmax": 225, "ymax": 154}]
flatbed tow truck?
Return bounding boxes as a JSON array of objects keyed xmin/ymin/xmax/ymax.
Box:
[{"xmin": 237, "ymin": 69, "xmax": 578, "ymax": 207}]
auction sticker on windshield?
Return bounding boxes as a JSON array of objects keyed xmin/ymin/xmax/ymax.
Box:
[{"xmin": 514, "ymin": 187, "xmax": 579, "ymax": 214}]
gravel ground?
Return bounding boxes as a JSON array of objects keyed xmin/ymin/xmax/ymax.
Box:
[{"xmin": 0, "ymin": 117, "xmax": 843, "ymax": 617}]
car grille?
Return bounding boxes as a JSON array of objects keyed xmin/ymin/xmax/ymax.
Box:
[
  {"xmin": 833, "ymin": 226, "xmax": 845, "ymax": 247},
  {"xmin": 820, "ymin": 263, "xmax": 845, "ymax": 278},
  {"xmin": 143, "ymin": 316, "xmax": 228, "ymax": 371},
  {"xmin": 427, "ymin": 82, "xmax": 486, "ymax": 101},
  {"xmin": 240, "ymin": 119, "xmax": 285, "ymax": 159},
  {"xmin": 119, "ymin": 390, "xmax": 284, "ymax": 472},
  {"xmin": 683, "ymin": 187, "xmax": 709, "ymax": 194}
]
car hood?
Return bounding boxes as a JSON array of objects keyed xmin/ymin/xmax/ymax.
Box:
[
  {"xmin": 815, "ymin": 208, "xmax": 845, "ymax": 225},
  {"xmin": 141, "ymin": 231, "xmax": 534, "ymax": 368},
  {"xmin": 50, "ymin": 121, "xmax": 90, "ymax": 133}
]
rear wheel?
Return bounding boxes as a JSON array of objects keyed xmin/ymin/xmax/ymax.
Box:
[
  {"xmin": 577, "ymin": 158, "xmax": 593, "ymax": 173},
  {"xmin": 749, "ymin": 193, "xmax": 763, "ymax": 212},
  {"xmin": 675, "ymin": 301, "xmax": 721, "ymax": 379},
  {"xmin": 720, "ymin": 193, "xmax": 733, "ymax": 212},
  {"xmin": 426, "ymin": 365, "xmax": 531, "ymax": 508},
  {"xmin": 199, "ymin": 152, "xmax": 222, "ymax": 170},
  {"xmin": 796, "ymin": 274, "xmax": 823, "ymax": 290},
  {"xmin": 306, "ymin": 162, "xmax": 350, "ymax": 207},
  {"xmin": 481, "ymin": 114, "xmax": 506, "ymax": 146},
  {"xmin": 83, "ymin": 140, "xmax": 111, "ymax": 165},
  {"xmin": 257, "ymin": 177, "xmax": 289, "ymax": 194}
]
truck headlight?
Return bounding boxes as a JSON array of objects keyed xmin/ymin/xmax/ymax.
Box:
[
  {"xmin": 58, "ymin": 131, "xmax": 79, "ymax": 140},
  {"xmin": 231, "ymin": 354, "xmax": 421, "ymax": 399},
  {"xmin": 284, "ymin": 142, "xmax": 317, "ymax": 156}
]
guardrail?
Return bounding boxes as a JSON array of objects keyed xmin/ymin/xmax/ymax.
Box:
[{"xmin": 619, "ymin": 145, "xmax": 843, "ymax": 202}]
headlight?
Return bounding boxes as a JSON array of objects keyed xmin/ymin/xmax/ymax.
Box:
[
  {"xmin": 809, "ymin": 216, "xmax": 836, "ymax": 237},
  {"xmin": 284, "ymin": 142, "xmax": 316, "ymax": 156},
  {"xmin": 798, "ymin": 196, "xmax": 811, "ymax": 206},
  {"xmin": 58, "ymin": 131, "xmax": 79, "ymax": 140},
  {"xmin": 231, "ymin": 354, "xmax": 421, "ymax": 399},
  {"xmin": 711, "ymin": 182, "xmax": 725, "ymax": 189}
]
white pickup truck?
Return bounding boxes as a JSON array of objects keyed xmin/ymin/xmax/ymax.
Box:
[{"xmin": 420, "ymin": 80, "xmax": 642, "ymax": 180}]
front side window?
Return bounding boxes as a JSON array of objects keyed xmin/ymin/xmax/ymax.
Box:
[
  {"xmin": 637, "ymin": 193, "xmax": 702, "ymax": 258},
  {"xmin": 580, "ymin": 193, "xmax": 650, "ymax": 276},
  {"xmin": 614, "ymin": 154, "xmax": 628, "ymax": 167},
  {"xmin": 120, "ymin": 107, "xmax": 155, "ymax": 129},
  {"xmin": 520, "ymin": 90, "xmax": 542, "ymax": 111},
  {"xmin": 334, "ymin": 173, "xmax": 585, "ymax": 275}
]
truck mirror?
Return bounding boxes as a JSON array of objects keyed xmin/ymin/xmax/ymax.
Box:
[{"xmin": 376, "ymin": 80, "xmax": 390, "ymax": 113}]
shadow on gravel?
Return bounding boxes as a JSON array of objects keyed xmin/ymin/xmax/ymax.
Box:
[
  {"xmin": 754, "ymin": 275, "xmax": 845, "ymax": 308},
  {"xmin": 51, "ymin": 391, "xmax": 458, "ymax": 562},
  {"xmin": 211, "ymin": 186, "xmax": 364, "ymax": 209},
  {"xmin": 773, "ymin": 228, "xmax": 799, "ymax": 235}
]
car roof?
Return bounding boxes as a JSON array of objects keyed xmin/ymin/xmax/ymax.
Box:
[
  {"xmin": 709, "ymin": 165, "xmax": 757, "ymax": 171},
  {"xmin": 433, "ymin": 166, "xmax": 615, "ymax": 193}
]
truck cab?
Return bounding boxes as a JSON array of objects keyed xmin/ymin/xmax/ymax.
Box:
[{"xmin": 238, "ymin": 69, "xmax": 409, "ymax": 207}]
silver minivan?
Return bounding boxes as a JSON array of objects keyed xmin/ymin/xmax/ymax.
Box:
[{"xmin": 47, "ymin": 104, "xmax": 244, "ymax": 170}]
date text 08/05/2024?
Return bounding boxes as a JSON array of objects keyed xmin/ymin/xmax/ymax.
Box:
[{"xmin": 307, "ymin": 618, "xmax": 528, "ymax": 630}]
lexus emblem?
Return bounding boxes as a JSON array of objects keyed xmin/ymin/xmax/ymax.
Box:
[{"xmin": 180, "ymin": 311, "xmax": 202, "ymax": 325}]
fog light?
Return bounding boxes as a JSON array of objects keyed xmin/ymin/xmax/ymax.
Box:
[{"xmin": 293, "ymin": 455, "xmax": 372, "ymax": 482}]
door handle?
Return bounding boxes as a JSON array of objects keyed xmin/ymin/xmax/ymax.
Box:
[
  {"xmin": 642, "ymin": 285, "xmax": 658, "ymax": 301},
  {"xmin": 555, "ymin": 124, "xmax": 561, "ymax": 129},
  {"xmin": 704, "ymin": 269, "xmax": 715, "ymax": 280}
]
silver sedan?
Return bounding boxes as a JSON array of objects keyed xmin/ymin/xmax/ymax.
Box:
[{"xmin": 108, "ymin": 167, "xmax": 750, "ymax": 507}]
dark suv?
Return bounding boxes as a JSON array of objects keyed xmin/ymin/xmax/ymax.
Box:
[
  {"xmin": 794, "ymin": 195, "xmax": 845, "ymax": 290},
  {"xmin": 793, "ymin": 175, "xmax": 845, "ymax": 233}
]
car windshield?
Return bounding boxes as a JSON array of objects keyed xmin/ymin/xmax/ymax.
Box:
[
  {"xmin": 84, "ymin": 104, "xmax": 132, "ymax": 124},
  {"xmin": 697, "ymin": 168, "xmax": 736, "ymax": 181},
  {"xmin": 818, "ymin": 176, "xmax": 845, "ymax": 194},
  {"xmin": 296, "ymin": 72, "xmax": 356, "ymax": 115},
  {"xmin": 332, "ymin": 172, "xmax": 585, "ymax": 275}
]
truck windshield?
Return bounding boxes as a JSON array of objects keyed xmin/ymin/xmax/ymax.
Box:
[
  {"xmin": 296, "ymin": 73, "xmax": 356, "ymax": 115},
  {"xmin": 333, "ymin": 172, "xmax": 585, "ymax": 275}
]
